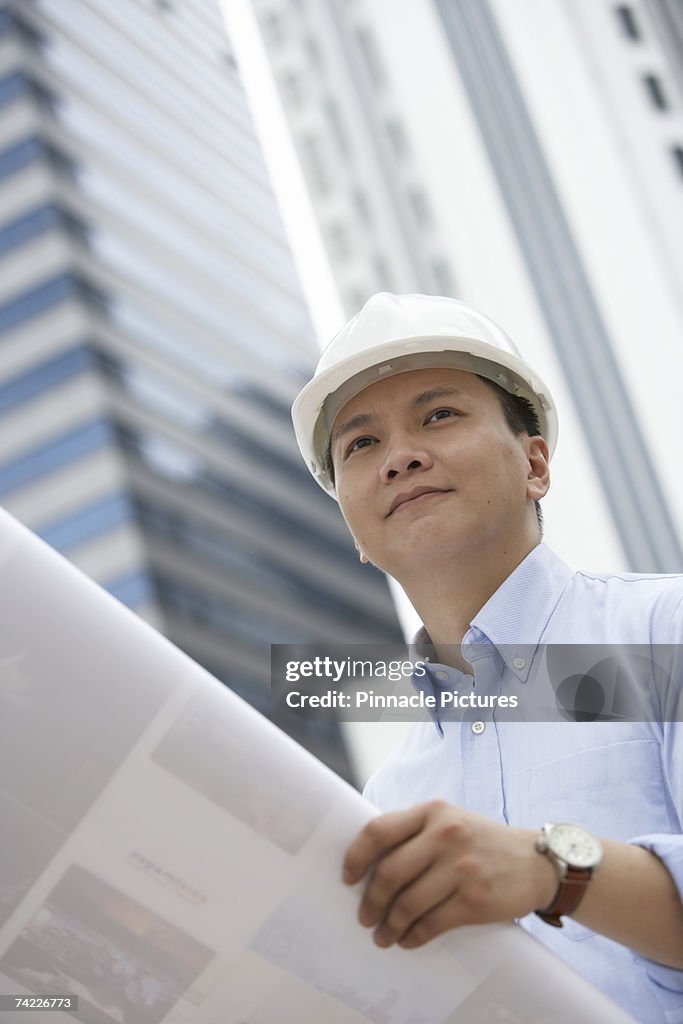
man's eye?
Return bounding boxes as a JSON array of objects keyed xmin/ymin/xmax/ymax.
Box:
[
  {"xmin": 427, "ymin": 408, "xmax": 456, "ymax": 423},
  {"xmin": 348, "ymin": 436, "xmax": 375, "ymax": 454}
]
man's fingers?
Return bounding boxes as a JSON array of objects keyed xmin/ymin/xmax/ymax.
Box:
[
  {"xmin": 372, "ymin": 861, "xmax": 462, "ymax": 946},
  {"xmin": 356, "ymin": 836, "xmax": 436, "ymax": 927},
  {"xmin": 397, "ymin": 894, "xmax": 470, "ymax": 949},
  {"xmin": 343, "ymin": 805, "xmax": 429, "ymax": 884}
]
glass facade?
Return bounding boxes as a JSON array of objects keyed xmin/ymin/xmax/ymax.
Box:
[
  {"xmin": 0, "ymin": 418, "xmax": 113, "ymax": 495},
  {"xmin": 0, "ymin": 0, "xmax": 401, "ymax": 782}
]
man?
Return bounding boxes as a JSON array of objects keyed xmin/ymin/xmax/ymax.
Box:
[{"xmin": 291, "ymin": 293, "xmax": 683, "ymax": 1021}]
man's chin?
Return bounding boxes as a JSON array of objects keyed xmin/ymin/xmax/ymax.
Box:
[{"xmin": 386, "ymin": 529, "xmax": 478, "ymax": 571}]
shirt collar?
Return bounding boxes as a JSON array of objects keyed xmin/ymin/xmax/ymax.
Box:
[{"xmin": 410, "ymin": 543, "xmax": 574, "ymax": 683}]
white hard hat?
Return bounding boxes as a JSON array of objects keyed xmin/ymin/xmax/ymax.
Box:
[{"xmin": 292, "ymin": 292, "xmax": 557, "ymax": 497}]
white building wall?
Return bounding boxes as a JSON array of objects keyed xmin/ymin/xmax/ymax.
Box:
[
  {"xmin": 251, "ymin": 0, "xmax": 683, "ymax": 575},
  {"xmin": 486, "ymin": 0, "xmax": 683, "ymax": 523}
]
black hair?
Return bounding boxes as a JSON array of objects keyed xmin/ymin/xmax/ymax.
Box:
[{"xmin": 476, "ymin": 376, "xmax": 544, "ymax": 535}]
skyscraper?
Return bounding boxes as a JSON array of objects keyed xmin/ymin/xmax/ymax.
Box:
[
  {"xmin": 251, "ymin": 0, "xmax": 683, "ymax": 573},
  {"xmin": 0, "ymin": 0, "xmax": 402, "ymax": 781}
]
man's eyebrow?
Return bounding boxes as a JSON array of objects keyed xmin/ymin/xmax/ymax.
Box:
[
  {"xmin": 411, "ymin": 386, "xmax": 462, "ymax": 408},
  {"xmin": 331, "ymin": 386, "xmax": 463, "ymax": 448},
  {"xmin": 331, "ymin": 412, "xmax": 375, "ymax": 448}
]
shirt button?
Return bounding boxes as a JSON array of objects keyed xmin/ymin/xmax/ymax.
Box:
[
  {"xmin": 435, "ymin": 670, "xmax": 449, "ymax": 680},
  {"xmin": 513, "ymin": 657, "xmax": 525, "ymax": 669},
  {"xmin": 471, "ymin": 721, "xmax": 485, "ymax": 735}
]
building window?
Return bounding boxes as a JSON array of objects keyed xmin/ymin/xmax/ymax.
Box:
[
  {"xmin": 385, "ymin": 118, "xmax": 409, "ymax": 158},
  {"xmin": 304, "ymin": 35, "xmax": 322, "ymax": 69},
  {"xmin": 327, "ymin": 222, "xmax": 350, "ymax": 261},
  {"xmin": 0, "ymin": 345, "xmax": 92, "ymax": 416},
  {"xmin": 30, "ymin": 78, "xmax": 59, "ymax": 114},
  {"xmin": 300, "ymin": 134, "xmax": 329, "ymax": 194},
  {"xmin": 236, "ymin": 382, "xmax": 293, "ymax": 420},
  {"xmin": 0, "ymin": 71, "xmax": 28, "ymax": 109},
  {"xmin": 107, "ymin": 570, "xmax": 153, "ymax": 610},
  {"xmin": 407, "ymin": 186, "xmax": 432, "ymax": 228},
  {"xmin": 0, "ymin": 418, "xmax": 113, "ymax": 498},
  {"xmin": 262, "ymin": 9, "xmax": 285, "ymax": 47},
  {"xmin": 373, "ymin": 254, "xmax": 393, "ymax": 290},
  {"xmin": 325, "ymin": 98, "xmax": 351, "ymax": 158},
  {"xmin": 44, "ymin": 141, "xmax": 78, "ymax": 180},
  {"xmin": 282, "ymin": 69, "xmax": 303, "ymax": 107},
  {"xmin": 671, "ymin": 145, "xmax": 683, "ymax": 179},
  {"xmin": 0, "ymin": 136, "xmax": 42, "ymax": 181},
  {"xmin": 614, "ymin": 5, "xmax": 641, "ymax": 41},
  {"xmin": 351, "ymin": 186, "xmax": 372, "ymax": 225},
  {"xmin": 0, "ymin": 273, "xmax": 87, "ymax": 334},
  {"xmin": 10, "ymin": 9, "xmax": 47, "ymax": 50},
  {"xmin": 642, "ymin": 74, "xmax": 668, "ymax": 111},
  {"xmin": 355, "ymin": 27, "xmax": 385, "ymax": 88},
  {"xmin": 0, "ymin": 203, "xmax": 58, "ymax": 256},
  {"xmin": 135, "ymin": 498, "xmax": 366, "ymax": 625},
  {"xmin": 39, "ymin": 493, "xmax": 134, "ymax": 554},
  {"xmin": 431, "ymin": 257, "xmax": 456, "ymax": 296},
  {"xmin": 345, "ymin": 287, "xmax": 368, "ymax": 314},
  {"xmin": 121, "ymin": 425, "xmax": 351, "ymax": 561}
]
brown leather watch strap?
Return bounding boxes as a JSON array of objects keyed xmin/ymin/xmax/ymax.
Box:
[{"xmin": 535, "ymin": 865, "xmax": 592, "ymax": 927}]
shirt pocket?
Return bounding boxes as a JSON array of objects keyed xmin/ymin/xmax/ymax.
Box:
[{"xmin": 526, "ymin": 739, "xmax": 671, "ymax": 941}]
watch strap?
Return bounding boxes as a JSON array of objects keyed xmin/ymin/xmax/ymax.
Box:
[{"xmin": 535, "ymin": 865, "xmax": 592, "ymax": 927}]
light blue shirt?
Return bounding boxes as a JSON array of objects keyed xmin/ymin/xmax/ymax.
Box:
[{"xmin": 363, "ymin": 544, "xmax": 683, "ymax": 1023}]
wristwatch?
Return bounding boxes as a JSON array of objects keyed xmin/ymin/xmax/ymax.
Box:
[{"xmin": 534, "ymin": 822, "xmax": 603, "ymax": 927}]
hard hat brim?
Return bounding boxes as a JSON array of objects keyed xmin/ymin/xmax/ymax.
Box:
[{"xmin": 292, "ymin": 335, "xmax": 557, "ymax": 497}]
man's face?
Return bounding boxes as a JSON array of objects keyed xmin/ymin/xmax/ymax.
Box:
[{"xmin": 330, "ymin": 367, "xmax": 549, "ymax": 577}]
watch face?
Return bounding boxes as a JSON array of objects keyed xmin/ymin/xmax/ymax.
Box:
[{"xmin": 548, "ymin": 824, "xmax": 602, "ymax": 868}]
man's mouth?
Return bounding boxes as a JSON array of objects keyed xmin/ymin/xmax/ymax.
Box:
[{"xmin": 388, "ymin": 487, "xmax": 451, "ymax": 516}]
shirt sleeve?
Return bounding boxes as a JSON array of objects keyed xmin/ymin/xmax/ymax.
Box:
[
  {"xmin": 627, "ymin": 715, "xmax": 683, "ymax": 1015},
  {"xmin": 361, "ymin": 773, "xmax": 383, "ymax": 809}
]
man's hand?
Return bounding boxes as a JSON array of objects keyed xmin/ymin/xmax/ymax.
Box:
[{"xmin": 342, "ymin": 801, "xmax": 557, "ymax": 949}]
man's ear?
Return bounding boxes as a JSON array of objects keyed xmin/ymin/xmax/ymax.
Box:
[
  {"xmin": 526, "ymin": 436, "xmax": 550, "ymax": 500},
  {"xmin": 354, "ymin": 540, "xmax": 370, "ymax": 565}
]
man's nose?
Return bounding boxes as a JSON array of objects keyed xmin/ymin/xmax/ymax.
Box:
[{"xmin": 379, "ymin": 441, "xmax": 434, "ymax": 482}]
